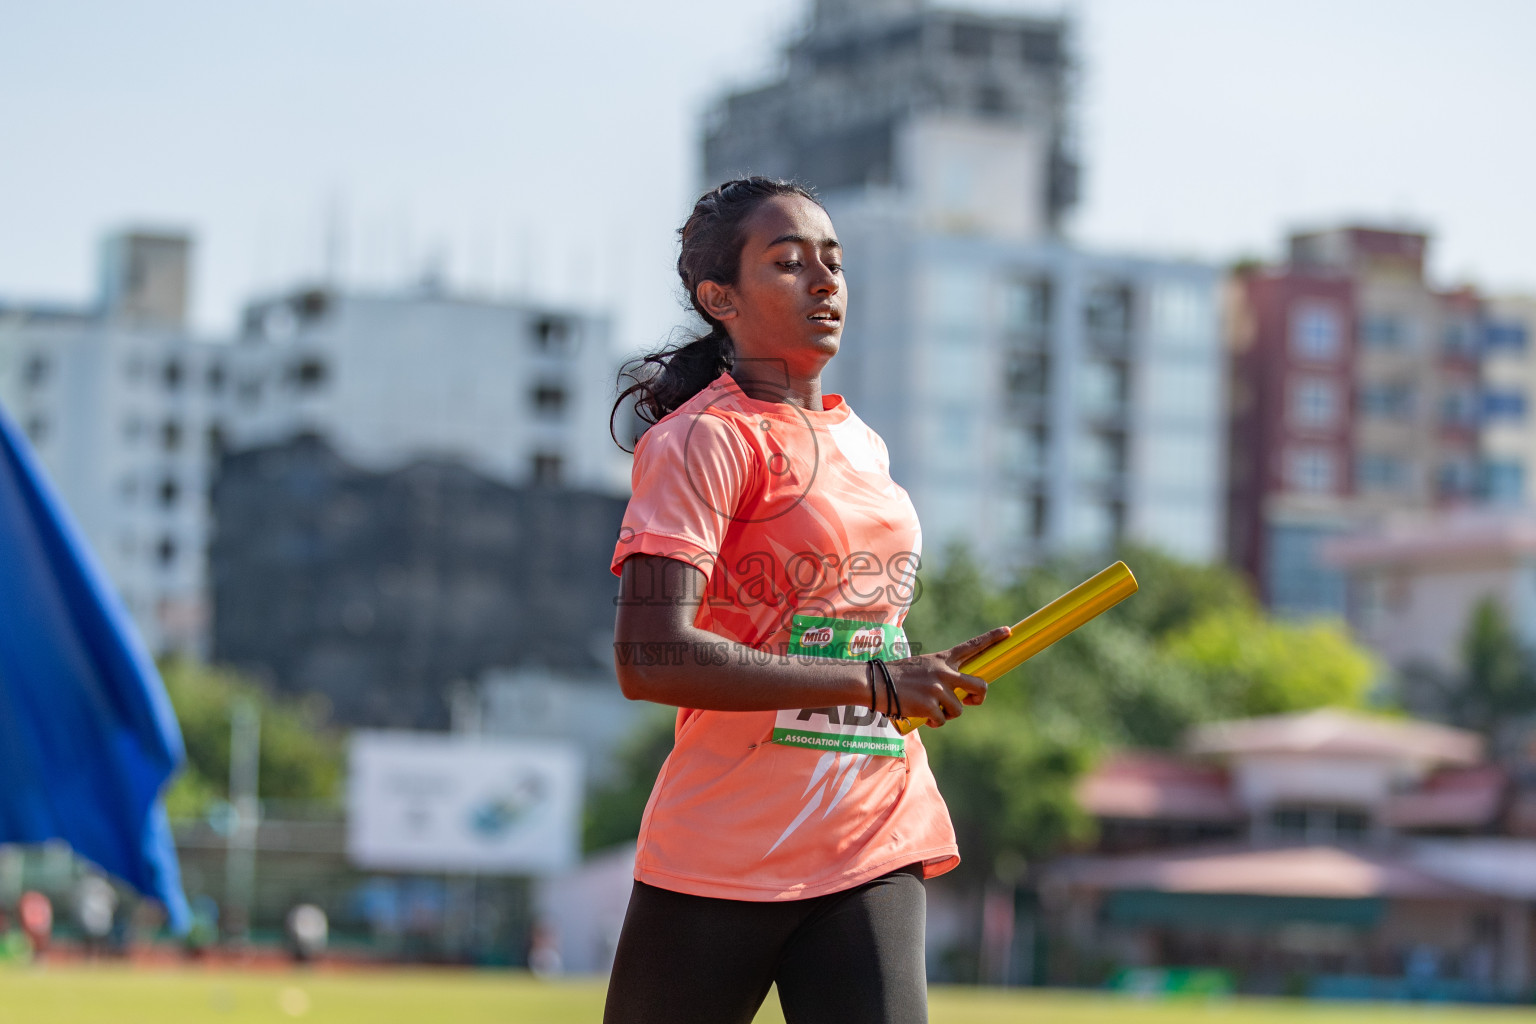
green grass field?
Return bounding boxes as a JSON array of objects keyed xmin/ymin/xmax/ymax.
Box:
[{"xmin": 7, "ymin": 967, "xmax": 1536, "ymax": 1023}]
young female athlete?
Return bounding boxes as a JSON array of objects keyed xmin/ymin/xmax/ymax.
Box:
[{"xmin": 604, "ymin": 176, "xmax": 1010, "ymax": 1024}]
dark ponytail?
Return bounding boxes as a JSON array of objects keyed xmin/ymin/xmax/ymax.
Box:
[{"xmin": 610, "ymin": 176, "xmax": 822, "ymax": 451}]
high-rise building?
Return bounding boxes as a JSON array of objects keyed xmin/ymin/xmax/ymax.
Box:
[
  {"xmin": 1226, "ymin": 226, "xmax": 1496, "ymax": 615},
  {"xmin": 824, "ymin": 225, "xmax": 1222, "ymax": 565},
  {"xmin": 706, "ymin": 0, "xmax": 1077, "ymax": 236},
  {"xmin": 702, "ymin": 0, "xmax": 1225, "ymax": 568}
]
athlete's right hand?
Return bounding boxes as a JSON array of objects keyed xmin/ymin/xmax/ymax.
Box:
[{"xmin": 885, "ymin": 626, "xmax": 1010, "ymax": 727}]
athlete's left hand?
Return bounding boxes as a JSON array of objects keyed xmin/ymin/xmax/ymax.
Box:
[{"xmin": 885, "ymin": 625, "xmax": 1010, "ymax": 726}]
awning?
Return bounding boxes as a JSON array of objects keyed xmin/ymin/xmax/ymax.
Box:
[{"xmin": 1047, "ymin": 843, "xmax": 1474, "ymax": 901}]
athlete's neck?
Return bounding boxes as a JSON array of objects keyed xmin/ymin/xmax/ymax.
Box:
[{"xmin": 730, "ymin": 368, "xmax": 824, "ymax": 412}]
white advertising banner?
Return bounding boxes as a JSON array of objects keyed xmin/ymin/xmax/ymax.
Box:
[{"xmin": 348, "ymin": 731, "xmax": 582, "ymax": 874}]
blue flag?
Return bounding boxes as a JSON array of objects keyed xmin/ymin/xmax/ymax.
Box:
[{"xmin": 0, "ymin": 401, "xmax": 190, "ymax": 932}]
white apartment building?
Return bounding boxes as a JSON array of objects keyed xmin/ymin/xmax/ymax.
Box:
[
  {"xmin": 0, "ymin": 230, "xmax": 626, "ymax": 656},
  {"xmin": 231, "ymin": 285, "xmax": 628, "ymax": 495},
  {"xmin": 0, "ymin": 231, "xmax": 229, "ymax": 654}
]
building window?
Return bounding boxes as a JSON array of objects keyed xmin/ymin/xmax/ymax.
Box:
[
  {"xmin": 1290, "ymin": 303, "xmax": 1342, "ymax": 361},
  {"xmin": 1484, "ymin": 460, "xmax": 1525, "ymax": 504},
  {"xmin": 1028, "ymin": 493, "xmax": 1048, "ymax": 539},
  {"xmin": 24, "ymin": 416, "xmax": 47, "ymax": 444},
  {"xmin": 207, "ymin": 363, "xmax": 226, "ymax": 392},
  {"xmin": 1357, "ymin": 454, "xmax": 1408, "ymax": 491},
  {"xmin": 1079, "ymin": 360, "xmax": 1127, "ymax": 417},
  {"xmin": 533, "ymin": 384, "xmax": 567, "ymax": 417},
  {"xmin": 1272, "ymin": 808, "xmax": 1309, "ymax": 839},
  {"xmin": 1484, "ymin": 320, "xmax": 1529, "ymax": 350},
  {"xmin": 1077, "ymin": 499, "xmax": 1121, "ymax": 549},
  {"xmin": 1439, "ymin": 458, "xmax": 1478, "ymax": 498},
  {"xmin": 1483, "ymin": 390, "xmax": 1526, "ymax": 421},
  {"xmin": 976, "ymin": 84, "xmax": 1010, "ymax": 114},
  {"xmin": 1334, "ymin": 810, "xmax": 1370, "ymax": 842},
  {"xmin": 162, "ymin": 420, "xmax": 182, "ymax": 452},
  {"xmin": 1151, "ymin": 280, "xmax": 1211, "ymax": 342},
  {"xmin": 1443, "ymin": 320, "xmax": 1478, "ymax": 356},
  {"xmin": 1441, "ymin": 387, "xmax": 1478, "ymax": 427},
  {"xmin": 1360, "ymin": 315, "xmax": 1407, "ymax": 350},
  {"xmin": 207, "ymin": 423, "xmax": 227, "ymax": 458},
  {"xmin": 1271, "ymin": 805, "xmax": 1370, "ymax": 844},
  {"xmin": 163, "ymin": 358, "xmax": 184, "ymax": 389},
  {"xmin": 1004, "ymin": 352, "xmax": 1049, "ymax": 400},
  {"xmin": 929, "ymin": 269, "xmax": 986, "ymax": 333},
  {"xmin": 22, "ymin": 353, "xmax": 49, "ymax": 388},
  {"xmin": 532, "ymin": 317, "xmax": 571, "ymax": 353},
  {"xmin": 1358, "ymin": 383, "xmax": 1414, "ymax": 419},
  {"xmin": 951, "ymin": 23, "xmax": 991, "ymax": 57},
  {"xmin": 1002, "ymin": 278, "xmax": 1051, "ymax": 335},
  {"xmin": 532, "ymin": 453, "xmax": 563, "ymax": 485},
  {"xmin": 289, "ymin": 357, "xmax": 328, "ymax": 390},
  {"xmin": 1085, "ymin": 283, "xmax": 1133, "ymax": 338},
  {"xmin": 1290, "ymin": 377, "xmax": 1339, "ymax": 428},
  {"xmin": 1285, "ymin": 447, "xmax": 1336, "ymax": 493},
  {"xmin": 156, "ymin": 536, "xmax": 177, "ymax": 567},
  {"xmin": 1021, "ymin": 29, "xmax": 1060, "ymax": 64},
  {"xmin": 159, "ymin": 477, "xmax": 179, "ymax": 508}
]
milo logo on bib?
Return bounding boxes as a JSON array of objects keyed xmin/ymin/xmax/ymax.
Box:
[
  {"xmin": 848, "ymin": 628, "xmax": 886, "ymax": 657},
  {"xmin": 774, "ymin": 613, "xmax": 908, "ymax": 758},
  {"xmin": 799, "ymin": 625, "xmax": 835, "ymax": 648}
]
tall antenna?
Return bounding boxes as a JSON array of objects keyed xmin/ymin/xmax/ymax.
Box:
[{"xmin": 323, "ymin": 190, "xmax": 347, "ymax": 287}]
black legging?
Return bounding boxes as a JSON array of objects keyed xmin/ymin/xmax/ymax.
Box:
[{"xmin": 602, "ymin": 865, "xmax": 928, "ymax": 1024}]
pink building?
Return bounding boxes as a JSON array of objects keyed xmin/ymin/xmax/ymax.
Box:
[{"xmin": 1225, "ymin": 227, "xmax": 1488, "ymax": 618}]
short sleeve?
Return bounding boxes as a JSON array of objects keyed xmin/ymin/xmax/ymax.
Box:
[{"xmin": 610, "ymin": 411, "xmax": 755, "ymax": 578}]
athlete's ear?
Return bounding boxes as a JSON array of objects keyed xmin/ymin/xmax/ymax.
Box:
[{"xmin": 695, "ymin": 281, "xmax": 738, "ymax": 324}]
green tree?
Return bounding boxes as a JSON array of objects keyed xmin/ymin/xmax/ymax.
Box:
[
  {"xmin": 583, "ymin": 707, "xmax": 675, "ymax": 853},
  {"xmin": 900, "ymin": 544, "xmax": 1380, "ymax": 980},
  {"xmin": 923, "ymin": 714, "xmax": 1095, "ymax": 877},
  {"xmin": 902, "ymin": 545, "xmax": 1379, "ymax": 869},
  {"xmin": 1108, "ymin": 543, "xmax": 1257, "ymax": 640},
  {"xmin": 1163, "ymin": 607, "xmax": 1377, "ymax": 718},
  {"xmin": 158, "ymin": 658, "xmax": 343, "ymax": 819},
  {"xmin": 1448, "ymin": 597, "xmax": 1536, "ymax": 738}
]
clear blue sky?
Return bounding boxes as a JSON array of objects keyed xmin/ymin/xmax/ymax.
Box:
[{"xmin": 2, "ymin": 0, "xmax": 1532, "ymax": 354}]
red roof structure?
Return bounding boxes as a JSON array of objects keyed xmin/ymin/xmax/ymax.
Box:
[
  {"xmin": 1076, "ymin": 751, "xmax": 1243, "ymax": 823},
  {"xmin": 1048, "ymin": 844, "xmax": 1472, "ymax": 900}
]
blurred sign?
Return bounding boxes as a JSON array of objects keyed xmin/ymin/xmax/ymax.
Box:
[
  {"xmin": 1108, "ymin": 967, "xmax": 1235, "ymax": 998},
  {"xmin": 348, "ymin": 731, "xmax": 582, "ymax": 874}
]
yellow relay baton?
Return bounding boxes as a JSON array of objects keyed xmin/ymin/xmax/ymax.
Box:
[{"xmin": 892, "ymin": 561, "xmax": 1139, "ymax": 735}]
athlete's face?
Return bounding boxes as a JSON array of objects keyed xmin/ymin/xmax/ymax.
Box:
[{"xmin": 697, "ymin": 195, "xmax": 845, "ymax": 378}]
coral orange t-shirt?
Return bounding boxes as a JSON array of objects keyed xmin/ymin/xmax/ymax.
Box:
[{"xmin": 609, "ymin": 371, "xmax": 959, "ymax": 901}]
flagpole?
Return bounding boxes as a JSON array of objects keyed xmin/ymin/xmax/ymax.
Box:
[{"xmin": 225, "ymin": 696, "xmax": 260, "ymax": 944}]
